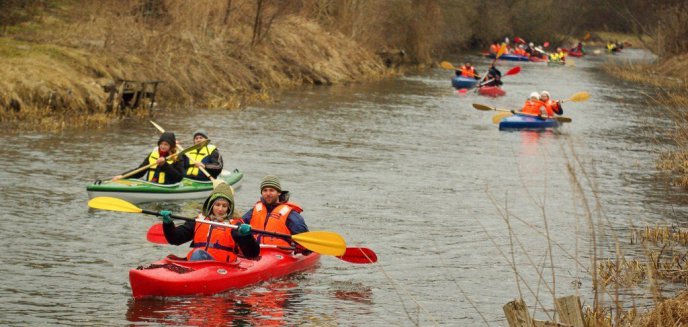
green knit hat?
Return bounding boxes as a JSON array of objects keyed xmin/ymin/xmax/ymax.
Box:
[
  {"xmin": 260, "ymin": 175, "xmax": 281, "ymax": 192},
  {"xmin": 202, "ymin": 183, "xmax": 235, "ymax": 217}
]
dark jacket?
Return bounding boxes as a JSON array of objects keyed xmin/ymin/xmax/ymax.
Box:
[{"xmin": 162, "ymin": 220, "xmax": 260, "ymax": 259}]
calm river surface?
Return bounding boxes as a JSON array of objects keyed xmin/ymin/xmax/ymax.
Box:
[{"xmin": 1, "ymin": 49, "xmax": 684, "ymax": 326}]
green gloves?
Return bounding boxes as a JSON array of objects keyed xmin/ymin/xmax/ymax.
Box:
[
  {"xmin": 159, "ymin": 210, "xmax": 173, "ymax": 224},
  {"xmin": 237, "ymin": 223, "xmax": 252, "ymax": 236}
]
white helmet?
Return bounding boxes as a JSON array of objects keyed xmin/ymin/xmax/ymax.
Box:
[
  {"xmin": 529, "ymin": 92, "xmax": 540, "ymax": 99},
  {"xmin": 540, "ymin": 91, "xmax": 550, "ymax": 98},
  {"xmin": 529, "ymin": 42, "xmax": 534, "ymax": 47}
]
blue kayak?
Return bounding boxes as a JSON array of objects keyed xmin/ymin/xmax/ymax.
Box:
[
  {"xmin": 484, "ymin": 53, "xmax": 531, "ymax": 62},
  {"xmin": 451, "ymin": 76, "xmax": 478, "ymax": 89},
  {"xmin": 499, "ymin": 115, "xmax": 560, "ymax": 131}
]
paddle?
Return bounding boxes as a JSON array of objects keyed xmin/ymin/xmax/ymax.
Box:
[
  {"xmin": 560, "ymin": 91, "xmax": 590, "ymax": 103},
  {"xmin": 88, "ymin": 196, "xmax": 346, "ymax": 256},
  {"xmin": 149, "ymin": 121, "xmax": 226, "ymax": 189},
  {"xmin": 478, "ymin": 66, "xmax": 520, "ymax": 88},
  {"xmin": 145, "ymin": 224, "xmax": 376, "ymax": 264},
  {"xmin": 111, "ymin": 139, "xmax": 209, "ymax": 181},
  {"xmin": 472, "ymin": 103, "xmax": 573, "ymax": 123}
]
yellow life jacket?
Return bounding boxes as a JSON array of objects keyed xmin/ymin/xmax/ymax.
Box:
[
  {"xmin": 185, "ymin": 144, "xmax": 217, "ymax": 177},
  {"xmin": 145, "ymin": 147, "xmax": 175, "ymax": 183}
]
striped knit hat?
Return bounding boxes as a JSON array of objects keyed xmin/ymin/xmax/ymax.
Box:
[{"xmin": 260, "ymin": 175, "xmax": 281, "ymax": 192}]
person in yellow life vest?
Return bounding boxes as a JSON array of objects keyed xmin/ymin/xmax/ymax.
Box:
[
  {"xmin": 183, "ymin": 129, "xmax": 224, "ymax": 181},
  {"xmin": 540, "ymin": 91, "xmax": 563, "ymax": 116},
  {"xmin": 242, "ymin": 175, "xmax": 310, "ymax": 252},
  {"xmin": 161, "ymin": 183, "xmax": 260, "ymax": 262},
  {"xmin": 113, "ymin": 131, "xmax": 185, "ymax": 184},
  {"xmin": 455, "ymin": 62, "xmax": 479, "ymax": 80},
  {"xmin": 513, "ymin": 92, "xmax": 548, "ymax": 118}
]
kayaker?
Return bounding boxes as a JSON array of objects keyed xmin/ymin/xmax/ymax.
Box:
[
  {"xmin": 513, "ymin": 92, "xmax": 549, "ymax": 118},
  {"xmin": 160, "ymin": 183, "xmax": 260, "ymax": 262},
  {"xmin": 242, "ymin": 175, "xmax": 310, "ymax": 251},
  {"xmin": 456, "ymin": 62, "xmax": 479, "ymax": 80},
  {"xmin": 183, "ymin": 129, "xmax": 224, "ymax": 181},
  {"xmin": 539, "ymin": 91, "xmax": 563, "ymax": 116},
  {"xmin": 113, "ymin": 131, "xmax": 184, "ymax": 184},
  {"xmin": 481, "ymin": 64, "xmax": 502, "ymax": 87}
]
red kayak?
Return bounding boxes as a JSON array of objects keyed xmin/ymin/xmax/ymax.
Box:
[
  {"xmin": 478, "ymin": 86, "xmax": 506, "ymax": 97},
  {"xmin": 129, "ymin": 249, "xmax": 320, "ymax": 298}
]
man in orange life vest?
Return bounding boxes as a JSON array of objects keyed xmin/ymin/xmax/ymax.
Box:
[
  {"xmin": 455, "ymin": 62, "xmax": 480, "ymax": 80},
  {"xmin": 539, "ymin": 91, "xmax": 563, "ymax": 116},
  {"xmin": 242, "ymin": 175, "xmax": 310, "ymax": 251},
  {"xmin": 513, "ymin": 92, "xmax": 552, "ymax": 118},
  {"xmin": 161, "ymin": 183, "xmax": 260, "ymax": 262}
]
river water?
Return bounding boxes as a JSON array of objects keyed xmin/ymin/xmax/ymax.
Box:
[{"xmin": 1, "ymin": 48, "xmax": 684, "ymax": 326}]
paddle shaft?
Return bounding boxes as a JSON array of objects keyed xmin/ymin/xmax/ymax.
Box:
[
  {"xmin": 117, "ymin": 141, "xmax": 203, "ymax": 180},
  {"xmin": 150, "ymin": 210, "xmax": 294, "ymax": 240}
]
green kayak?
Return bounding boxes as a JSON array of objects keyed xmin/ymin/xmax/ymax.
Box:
[{"xmin": 86, "ymin": 169, "xmax": 243, "ymax": 204}]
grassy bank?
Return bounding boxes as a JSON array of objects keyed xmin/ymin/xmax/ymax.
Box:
[
  {"xmin": 603, "ymin": 50, "xmax": 688, "ymax": 189},
  {"xmin": 0, "ymin": 1, "xmax": 390, "ymax": 131}
]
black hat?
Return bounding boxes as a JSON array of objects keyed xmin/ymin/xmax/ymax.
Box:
[{"xmin": 158, "ymin": 131, "xmax": 176, "ymax": 146}]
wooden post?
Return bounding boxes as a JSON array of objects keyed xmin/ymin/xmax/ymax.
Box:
[
  {"xmin": 555, "ymin": 296, "xmax": 584, "ymax": 327},
  {"xmin": 504, "ymin": 299, "xmax": 532, "ymax": 327}
]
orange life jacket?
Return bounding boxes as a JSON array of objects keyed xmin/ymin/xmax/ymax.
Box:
[
  {"xmin": 489, "ymin": 44, "xmax": 499, "ymax": 54},
  {"xmin": 250, "ymin": 202, "xmax": 303, "ymax": 247},
  {"xmin": 460, "ymin": 66, "xmax": 476, "ymax": 78},
  {"xmin": 187, "ymin": 216, "xmax": 244, "ymax": 262},
  {"xmin": 542, "ymin": 99, "xmax": 561, "ymax": 116},
  {"xmin": 521, "ymin": 100, "xmax": 545, "ymax": 116}
]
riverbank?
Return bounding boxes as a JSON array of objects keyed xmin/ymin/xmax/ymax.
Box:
[{"xmin": 0, "ymin": 4, "xmax": 393, "ymax": 132}]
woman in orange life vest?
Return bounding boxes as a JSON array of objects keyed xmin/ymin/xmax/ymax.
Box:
[
  {"xmin": 514, "ymin": 92, "xmax": 552, "ymax": 118},
  {"xmin": 455, "ymin": 62, "xmax": 480, "ymax": 80},
  {"xmin": 242, "ymin": 175, "xmax": 310, "ymax": 252},
  {"xmin": 161, "ymin": 183, "xmax": 260, "ymax": 262},
  {"xmin": 183, "ymin": 129, "xmax": 224, "ymax": 181},
  {"xmin": 539, "ymin": 91, "xmax": 563, "ymax": 116},
  {"xmin": 113, "ymin": 131, "xmax": 185, "ymax": 184}
]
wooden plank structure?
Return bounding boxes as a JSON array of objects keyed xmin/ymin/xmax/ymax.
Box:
[
  {"xmin": 104, "ymin": 79, "xmax": 162, "ymax": 112},
  {"xmin": 503, "ymin": 295, "xmax": 584, "ymax": 327}
]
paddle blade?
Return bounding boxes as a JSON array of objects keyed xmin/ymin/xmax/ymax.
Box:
[
  {"xmin": 555, "ymin": 116, "xmax": 572, "ymax": 123},
  {"xmin": 505, "ymin": 66, "xmax": 521, "ymax": 76},
  {"xmin": 583, "ymin": 32, "xmax": 591, "ymax": 41},
  {"xmin": 149, "ymin": 120, "xmax": 165, "ymax": 133},
  {"xmin": 88, "ymin": 197, "xmax": 143, "ymax": 213},
  {"xmin": 472, "ymin": 103, "xmax": 495, "ymax": 111},
  {"xmin": 492, "ymin": 112, "xmax": 512, "ymax": 124},
  {"xmin": 496, "ymin": 43, "xmax": 507, "ymax": 58},
  {"xmin": 338, "ymin": 247, "xmax": 378, "ymax": 264},
  {"xmin": 514, "ymin": 36, "xmax": 525, "ymax": 44},
  {"xmin": 147, "ymin": 223, "xmax": 169, "ymax": 244},
  {"xmin": 567, "ymin": 91, "xmax": 590, "ymax": 102},
  {"xmin": 292, "ymin": 231, "xmax": 346, "ymax": 256},
  {"xmin": 456, "ymin": 88, "xmax": 468, "ymax": 96},
  {"xmin": 440, "ymin": 61, "xmax": 454, "ymax": 70},
  {"xmin": 543, "ymin": 41, "xmax": 550, "ymax": 48},
  {"xmin": 211, "ymin": 179, "xmax": 228, "ymax": 189}
]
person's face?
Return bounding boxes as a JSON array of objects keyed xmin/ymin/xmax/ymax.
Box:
[
  {"xmin": 261, "ymin": 187, "xmax": 280, "ymax": 205},
  {"xmin": 194, "ymin": 135, "xmax": 207, "ymax": 145},
  {"xmin": 159, "ymin": 141, "xmax": 171, "ymax": 152},
  {"xmin": 540, "ymin": 95, "xmax": 549, "ymax": 101},
  {"xmin": 212, "ymin": 199, "xmax": 230, "ymax": 217}
]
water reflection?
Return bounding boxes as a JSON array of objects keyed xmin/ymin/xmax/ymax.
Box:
[{"xmin": 126, "ymin": 281, "xmax": 306, "ymax": 326}]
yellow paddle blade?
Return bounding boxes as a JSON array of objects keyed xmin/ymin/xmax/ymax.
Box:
[
  {"xmin": 492, "ymin": 112, "xmax": 513, "ymax": 124},
  {"xmin": 440, "ymin": 61, "xmax": 455, "ymax": 70},
  {"xmin": 292, "ymin": 231, "xmax": 346, "ymax": 256},
  {"xmin": 472, "ymin": 103, "xmax": 494, "ymax": 111},
  {"xmin": 567, "ymin": 91, "xmax": 590, "ymax": 102},
  {"xmin": 88, "ymin": 196, "xmax": 143, "ymax": 213},
  {"xmin": 497, "ymin": 43, "xmax": 507, "ymax": 57}
]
